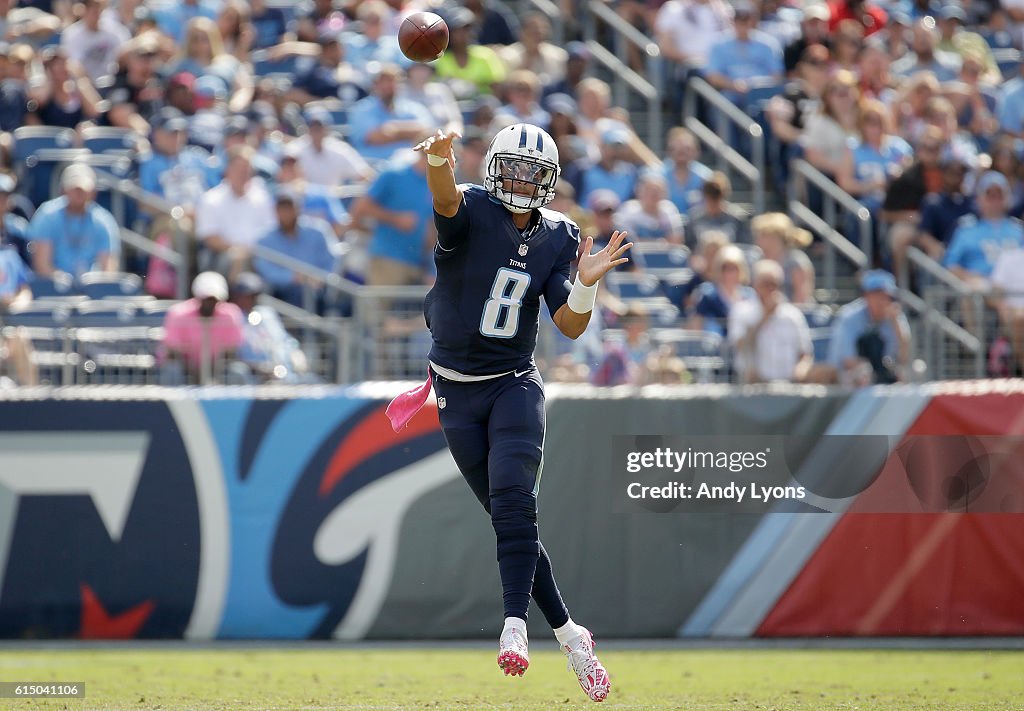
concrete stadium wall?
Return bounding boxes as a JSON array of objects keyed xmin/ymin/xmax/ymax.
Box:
[{"xmin": 0, "ymin": 383, "xmax": 1020, "ymax": 640}]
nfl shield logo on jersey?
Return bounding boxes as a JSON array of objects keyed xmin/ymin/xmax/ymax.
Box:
[
  {"xmin": 437, "ymin": 397, "xmax": 446, "ymax": 409},
  {"xmin": 518, "ymin": 244, "xmax": 529, "ymax": 256}
]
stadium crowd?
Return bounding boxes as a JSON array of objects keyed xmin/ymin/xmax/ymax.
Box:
[{"xmin": 0, "ymin": 0, "xmax": 1020, "ymax": 387}]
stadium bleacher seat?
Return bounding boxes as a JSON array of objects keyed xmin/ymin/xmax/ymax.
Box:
[
  {"xmin": 81, "ymin": 127, "xmax": 143, "ymax": 156},
  {"xmin": 650, "ymin": 328, "xmax": 726, "ymax": 381},
  {"xmin": 994, "ymin": 48, "xmax": 1022, "ymax": 80},
  {"xmin": 12, "ymin": 126, "xmax": 83, "ymax": 206},
  {"xmin": 810, "ymin": 327, "xmax": 832, "ymax": 363},
  {"xmin": 74, "ymin": 300, "xmax": 146, "ymax": 328},
  {"xmin": 79, "ymin": 272, "xmax": 144, "ymax": 299},
  {"xmin": 798, "ymin": 303, "xmax": 834, "ymax": 330},
  {"xmin": 29, "ymin": 273, "xmax": 76, "ymax": 299},
  {"xmin": 605, "ymin": 272, "xmax": 664, "ymax": 301},
  {"xmin": 632, "ymin": 242, "xmax": 690, "ymax": 273}
]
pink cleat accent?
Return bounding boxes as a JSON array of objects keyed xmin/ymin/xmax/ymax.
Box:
[
  {"xmin": 497, "ymin": 626, "xmax": 529, "ymax": 677},
  {"xmin": 563, "ymin": 627, "xmax": 610, "ymax": 702}
]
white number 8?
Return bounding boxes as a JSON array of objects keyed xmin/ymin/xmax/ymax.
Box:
[{"xmin": 480, "ymin": 268, "xmax": 531, "ymax": 338}]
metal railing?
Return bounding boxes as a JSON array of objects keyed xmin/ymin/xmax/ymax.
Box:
[
  {"xmin": 903, "ymin": 246, "xmax": 986, "ymax": 380},
  {"xmin": 583, "ymin": 0, "xmax": 664, "ymax": 154},
  {"xmin": 787, "ymin": 159, "xmax": 873, "ymax": 290},
  {"xmin": 684, "ymin": 76, "xmax": 764, "ymax": 214}
]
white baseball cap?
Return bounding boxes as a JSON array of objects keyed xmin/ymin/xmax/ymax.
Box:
[
  {"xmin": 61, "ymin": 162, "xmax": 97, "ymax": 192},
  {"xmin": 192, "ymin": 271, "xmax": 229, "ymax": 301}
]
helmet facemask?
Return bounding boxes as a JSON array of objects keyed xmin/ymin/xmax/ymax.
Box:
[{"xmin": 483, "ymin": 124, "xmax": 561, "ymax": 214}]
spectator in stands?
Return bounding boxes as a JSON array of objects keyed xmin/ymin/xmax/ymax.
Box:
[
  {"xmin": 830, "ymin": 19, "xmax": 864, "ymax": 73},
  {"xmin": 171, "ymin": 17, "xmax": 254, "ymax": 114},
  {"xmin": 210, "ymin": 115, "xmax": 279, "ymax": 183},
  {"xmin": 348, "ymin": 63, "xmax": 433, "ymax": 164},
  {"xmin": 549, "ymin": 178, "xmax": 594, "ymax": 239},
  {"xmin": 879, "ymin": 10, "xmax": 910, "ymax": 61},
  {"xmin": 0, "ymin": 174, "xmax": 30, "ymax": 268},
  {"xmin": 979, "ymin": 6, "xmax": 1014, "ymax": 50},
  {"xmin": 891, "ymin": 18, "xmax": 960, "ymax": 81},
  {"xmin": 216, "ymin": 0, "xmax": 256, "ymax": 63},
  {"xmin": 687, "ymin": 172, "xmax": 750, "ymax": 246},
  {"xmin": 662, "ymin": 126, "xmax": 711, "ymax": 217},
  {"xmin": 153, "ymin": 0, "xmax": 219, "ymax": 45},
  {"xmin": 106, "ymin": 31, "xmax": 165, "ymax": 133},
  {"xmin": 542, "ymin": 41, "xmax": 590, "ymax": 101},
  {"xmin": 453, "ymin": 126, "xmax": 487, "ymax": 185},
  {"xmin": 882, "ymin": 126, "xmax": 947, "ymax": 272},
  {"xmin": 0, "ymin": 44, "xmax": 31, "ymax": 132},
  {"xmin": 758, "ymin": 0, "xmax": 802, "ymax": 52},
  {"xmin": 401, "ymin": 62, "xmax": 463, "ymax": 135},
  {"xmin": 768, "ymin": 44, "xmax": 830, "ymax": 156},
  {"xmin": 579, "ymin": 126, "xmax": 639, "ymax": 206},
  {"xmin": 751, "ymin": 211, "xmax": 812, "ymax": 298},
  {"xmin": 274, "ymin": 155, "xmax": 350, "ymax": 238},
  {"xmin": 655, "ymin": 0, "xmax": 731, "ymax": 70},
  {"xmin": 253, "ymin": 188, "xmax": 336, "ymax": 311},
  {"xmin": 591, "ymin": 303, "xmax": 650, "ymax": 386},
  {"xmin": 249, "ymin": 0, "xmax": 288, "ymax": 49},
  {"xmin": 858, "ymin": 40, "xmax": 894, "ymax": 103},
  {"xmin": 164, "ymin": 71, "xmax": 197, "ymax": 116},
  {"xmin": 783, "ymin": 3, "xmax": 831, "ymax": 74},
  {"xmin": 295, "ymin": 0, "xmax": 345, "ymax": 43},
  {"xmin": 434, "ymin": 8, "xmax": 506, "ymax": 97},
  {"xmin": 229, "ymin": 271, "xmax": 317, "ymax": 383},
  {"xmin": 837, "ymin": 99, "xmax": 913, "ymax": 237},
  {"xmin": 284, "ymin": 30, "xmax": 365, "ymax": 106},
  {"xmin": 286, "ymin": 104, "xmax": 374, "ymax": 188},
  {"xmin": 0, "ymin": 1, "xmax": 60, "ymax": 43},
  {"xmin": 496, "ymin": 69, "xmax": 550, "ymax": 127},
  {"xmin": 498, "ymin": 12, "xmax": 567, "ymax": 88},
  {"xmin": 460, "ymin": 0, "xmax": 520, "ymax": 46},
  {"xmin": 139, "ymin": 107, "xmax": 215, "ymax": 216},
  {"xmin": 895, "ymin": 70, "xmax": 941, "ymax": 144},
  {"xmin": 729, "ymin": 259, "xmax": 813, "ymax": 383},
  {"xmin": 800, "ymin": 69, "xmax": 861, "ymax": 179},
  {"xmin": 689, "ymin": 244, "xmax": 753, "ymax": 336},
  {"xmin": 348, "ymin": 151, "xmax": 434, "ymax": 286},
  {"xmin": 343, "ymin": 0, "xmax": 405, "ymax": 68},
  {"xmin": 990, "ymin": 136, "xmax": 1024, "ymax": 207},
  {"xmin": 991, "ymin": 244, "xmax": 1024, "ymax": 376},
  {"xmin": 924, "ymin": 96, "xmax": 980, "ymax": 168},
  {"xmin": 682, "ymin": 229, "xmax": 729, "ymax": 310},
  {"xmin": 587, "ymin": 189, "xmax": 622, "ymax": 251},
  {"xmin": 827, "ymin": 269, "xmax": 910, "ymax": 385},
  {"xmin": 28, "ymin": 46, "xmax": 102, "ymax": 128},
  {"xmin": 0, "ymin": 236, "xmax": 35, "ymax": 386},
  {"xmin": 614, "ymin": 170, "xmax": 685, "ymax": 244},
  {"xmin": 947, "ymin": 51, "xmax": 1000, "ymax": 144},
  {"xmin": 944, "ymin": 170, "xmax": 1024, "ymax": 288},
  {"xmin": 160, "ymin": 270, "xmax": 247, "ymax": 385},
  {"xmin": 826, "ymin": 0, "xmax": 887, "ymax": 37},
  {"xmin": 195, "ymin": 145, "xmax": 276, "ymax": 277},
  {"xmin": 61, "ymin": 0, "xmax": 129, "ymax": 82},
  {"xmin": 937, "ymin": 4, "xmax": 1000, "ymax": 83},
  {"xmin": 909, "ymin": 155, "xmax": 973, "ymax": 263},
  {"xmin": 28, "ymin": 163, "xmax": 120, "ymax": 278},
  {"xmin": 574, "ymin": 78, "xmax": 621, "ymax": 149},
  {"xmin": 704, "ymin": 0, "xmax": 784, "ymax": 109},
  {"xmin": 996, "ymin": 61, "xmax": 1024, "ymax": 140}
]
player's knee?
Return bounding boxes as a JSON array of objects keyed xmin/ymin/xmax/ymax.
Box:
[{"xmin": 489, "ymin": 487, "xmax": 538, "ymax": 524}]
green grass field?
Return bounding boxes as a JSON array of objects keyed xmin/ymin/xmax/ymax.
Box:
[{"xmin": 0, "ymin": 647, "xmax": 1021, "ymax": 710}]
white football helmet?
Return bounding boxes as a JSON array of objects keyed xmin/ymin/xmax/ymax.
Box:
[{"xmin": 483, "ymin": 123, "xmax": 560, "ymax": 214}]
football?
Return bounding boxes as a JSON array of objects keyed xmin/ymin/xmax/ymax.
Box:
[{"xmin": 398, "ymin": 11, "xmax": 449, "ymax": 63}]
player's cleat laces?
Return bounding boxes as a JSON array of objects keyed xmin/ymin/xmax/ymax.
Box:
[
  {"xmin": 497, "ymin": 627, "xmax": 530, "ymax": 677},
  {"xmin": 563, "ymin": 627, "xmax": 610, "ymax": 702}
]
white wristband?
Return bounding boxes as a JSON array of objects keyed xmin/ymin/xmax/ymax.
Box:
[
  {"xmin": 567, "ymin": 278, "xmax": 598, "ymax": 314},
  {"xmin": 426, "ymin": 153, "xmax": 448, "ymax": 167}
]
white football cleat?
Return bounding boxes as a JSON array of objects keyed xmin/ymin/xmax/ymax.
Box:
[
  {"xmin": 563, "ymin": 626, "xmax": 610, "ymax": 702},
  {"xmin": 497, "ymin": 626, "xmax": 529, "ymax": 677}
]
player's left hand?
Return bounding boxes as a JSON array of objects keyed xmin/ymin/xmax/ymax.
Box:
[{"xmin": 577, "ymin": 231, "xmax": 632, "ymax": 286}]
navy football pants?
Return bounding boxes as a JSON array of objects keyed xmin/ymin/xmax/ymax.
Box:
[{"xmin": 432, "ymin": 366, "xmax": 570, "ymax": 628}]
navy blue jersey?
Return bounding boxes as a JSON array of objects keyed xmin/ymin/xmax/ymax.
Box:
[{"xmin": 425, "ymin": 185, "xmax": 580, "ymax": 375}]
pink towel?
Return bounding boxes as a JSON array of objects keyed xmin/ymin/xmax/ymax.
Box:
[{"xmin": 385, "ymin": 374, "xmax": 433, "ymax": 432}]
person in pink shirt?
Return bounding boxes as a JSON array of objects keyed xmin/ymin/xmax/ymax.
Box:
[{"xmin": 160, "ymin": 271, "xmax": 247, "ymax": 384}]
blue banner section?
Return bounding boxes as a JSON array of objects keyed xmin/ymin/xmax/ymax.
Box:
[{"xmin": 0, "ymin": 392, "xmax": 448, "ymax": 640}]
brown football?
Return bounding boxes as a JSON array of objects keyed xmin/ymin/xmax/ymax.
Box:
[{"xmin": 398, "ymin": 11, "xmax": 449, "ymax": 63}]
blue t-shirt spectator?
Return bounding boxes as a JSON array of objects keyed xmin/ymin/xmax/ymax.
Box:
[
  {"xmin": 580, "ymin": 162, "xmax": 637, "ymax": 206},
  {"xmin": 139, "ymin": 146, "xmax": 217, "ymax": 208},
  {"xmin": 253, "ymin": 216, "xmax": 336, "ymax": 288},
  {"xmin": 299, "ymin": 184, "xmax": 349, "ymax": 232},
  {"xmin": 343, "ymin": 34, "xmax": 408, "ymax": 69},
  {"xmin": 705, "ymin": 30, "xmax": 783, "ymax": 104},
  {"xmin": 292, "ymin": 63, "xmax": 366, "ymax": 104},
  {"xmin": 849, "ymin": 135, "xmax": 913, "ymax": 210},
  {"xmin": 365, "ymin": 158, "xmax": 432, "ymax": 267},
  {"xmin": 0, "ymin": 246, "xmax": 29, "ymax": 299},
  {"xmin": 251, "ymin": 5, "xmax": 288, "ymax": 49},
  {"xmin": 664, "ymin": 158, "xmax": 711, "ymax": 216},
  {"xmin": 997, "ymin": 81, "xmax": 1024, "ymax": 136},
  {"xmin": 348, "ymin": 95, "xmax": 433, "ymax": 163},
  {"xmin": 943, "ymin": 215, "xmax": 1024, "ymax": 276},
  {"xmin": 27, "ymin": 196, "xmax": 120, "ymax": 276},
  {"xmin": 828, "ymin": 298, "xmax": 909, "ymax": 369},
  {"xmin": 154, "ymin": 0, "xmax": 221, "ymax": 44}
]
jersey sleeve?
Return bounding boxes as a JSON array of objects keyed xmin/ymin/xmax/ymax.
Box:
[
  {"xmin": 434, "ymin": 193, "xmax": 471, "ymax": 252},
  {"xmin": 543, "ymin": 222, "xmax": 581, "ymax": 317}
]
